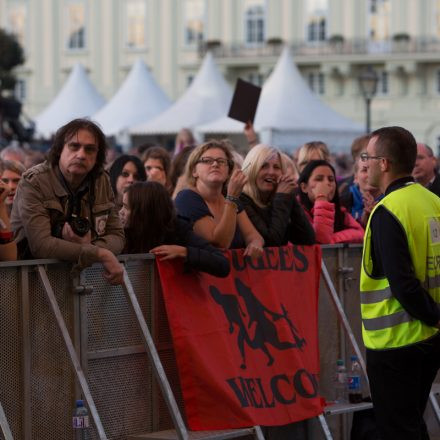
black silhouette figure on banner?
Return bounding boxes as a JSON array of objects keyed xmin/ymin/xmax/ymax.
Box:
[
  {"xmin": 209, "ymin": 278, "xmax": 306, "ymax": 369},
  {"xmin": 210, "ymin": 286, "xmax": 253, "ymax": 369}
]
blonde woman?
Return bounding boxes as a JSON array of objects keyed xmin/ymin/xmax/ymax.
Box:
[
  {"xmin": 174, "ymin": 140, "xmax": 264, "ymax": 258},
  {"xmin": 240, "ymin": 144, "xmax": 315, "ymax": 246},
  {"xmin": 296, "ymin": 141, "xmax": 330, "ymax": 172}
]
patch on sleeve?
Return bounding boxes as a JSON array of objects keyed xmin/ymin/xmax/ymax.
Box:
[{"xmin": 95, "ymin": 214, "xmax": 109, "ymax": 236}]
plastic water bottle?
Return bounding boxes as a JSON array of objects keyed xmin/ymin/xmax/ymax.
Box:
[
  {"xmin": 348, "ymin": 355, "xmax": 363, "ymax": 403},
  {"xmin": 73, "ymin": 400, "xmax": 90, "ymax": 439},
  {"xmin": 334, "ymin": 359, "xmax": 348, "ymax": 403}
]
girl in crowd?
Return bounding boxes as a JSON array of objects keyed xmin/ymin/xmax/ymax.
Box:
[
  {"xmin": 119, "ymin": 181, "xmax": 229, "ymax": 277},
  {"xmin": 141, "ymin": 146, "xmax": 171, "ymax": 190},
  {"xmin": 298, "ymin": 160, "xmax": 364, "ymax": 244},
  {"xmin": 296, "ymin": 141, "xmax": 330, "ymax": 173},
  {"xmin": 174, "ymin": 140, "xmax": 264, "ymax": 258},
  {"xmin": 240, "ymin": 144, "xmax": 315, "ymax": 246},
  {"xmin": 0, "ymin": 173, "xmax": 16, "ymax": 261},
  {"xmin": 109, "ymin": 155, "xmax": 146, "ymax": 210},
  {"xmin": 0, "ymin": 159, "xmax": 26, "ymax": 214}
]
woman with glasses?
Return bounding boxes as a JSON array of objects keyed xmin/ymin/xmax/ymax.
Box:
[
  {"xmin": 239, "ymin": 144, "xmax": 315, "ymax": 246},
  {"xmin": 174, "ymin": 140, "xmax": 264, "ymax": 258},
  {"xmin": 298, "ymin": 160, "xmax": 364, "ymax": 244}
]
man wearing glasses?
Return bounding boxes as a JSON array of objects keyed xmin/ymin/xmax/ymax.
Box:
[
  {"xmin": 12, "ymin": 119, "xmax": 124, "ymax": 285},
  {"xmin": 360, "ymin": 127, "xmax": 440, "ymax": 439}
]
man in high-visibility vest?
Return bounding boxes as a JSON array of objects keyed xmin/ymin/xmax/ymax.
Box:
[{"xmin": 361, "ymin": 126, "xmax": 440, "ymax": 439}]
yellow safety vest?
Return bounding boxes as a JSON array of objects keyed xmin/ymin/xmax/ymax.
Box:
[{"xmin": 361, "ymin": 183, "xmax": 440, "ymax": 349}]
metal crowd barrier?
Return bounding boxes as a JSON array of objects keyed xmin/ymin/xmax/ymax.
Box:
[{"xmin": 0, "ymin": 246, "xmax": 438, "ymax": 440}]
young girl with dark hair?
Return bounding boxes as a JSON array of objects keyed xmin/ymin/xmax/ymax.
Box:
[
  {"xmin": 119, "ymin": 181, "xmax": 229, "ymax": 277},
  {"xmin": 109, "ymin": 155, "xmax": 146, "ymax": 209},
  {"xmin": 298, "ymin": 160, "xmax": 364, "ymax": 244}
]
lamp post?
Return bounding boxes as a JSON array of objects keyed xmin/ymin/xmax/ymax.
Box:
[{"xmin": 358, "ymin": 66, "xmax": 379, "ymax": 134}]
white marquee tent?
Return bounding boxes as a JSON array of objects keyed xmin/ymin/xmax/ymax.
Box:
[
  {"xmin": 35, "ymin": 63, "xmax": 105, "ymax": 138},
  {"xmin": 93, "ymin": 59, "xmax": 171, "ymax": 136},
  {"xmin": 197, "ymin": 48, "xmax": 363, "ymax": 152},
  {"xmin": 130, "ymin": 52, "xmax": 232, "ymax": 135}
]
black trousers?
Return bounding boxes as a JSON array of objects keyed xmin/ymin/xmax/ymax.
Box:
[{"xmin": 366, "ymin": 332, "xmax": 440, "ymax": 440}]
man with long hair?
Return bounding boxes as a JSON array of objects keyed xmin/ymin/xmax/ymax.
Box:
[{"xmin": 11, "ymin": 119, "xmax": 124, "ymax": 284}]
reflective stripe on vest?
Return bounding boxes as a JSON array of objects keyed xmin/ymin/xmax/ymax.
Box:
[
  {"xmin": 360, "ymin": 183, "xmax": 440, "ymax": 349},
  {"xmin": 362, "ymin": 309, "xmax": 413, "ymax": 331}
]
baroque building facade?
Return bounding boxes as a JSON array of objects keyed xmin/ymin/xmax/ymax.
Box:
[{"xmin": 2, "ymin": 0, "xmax": 440, "ymax": 149}]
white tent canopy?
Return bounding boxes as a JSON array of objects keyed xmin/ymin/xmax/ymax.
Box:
[
  {"xmin": 197, "ymin": 48, "xmax": 362, "ymax": 152},
  {"xmin": 35, "ymin": 63, "xmax": 105, "ymax": 138},
  {"xmin": 130, "ymin": 52, "xmax": 232, "ymax": 135},
  {"xmin": 93, "ymin": 59, "xmax": 171, "ymax": 136},
  {"xmin": 255, "ymin": 47, "xmax": 362, "ymax": 151},
  {"xmin": 196, "ymin": 115, "xmax": 244, "ymax": 134}
]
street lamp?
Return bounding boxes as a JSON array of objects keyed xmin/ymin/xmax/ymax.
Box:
[{"xmin": 358, "ymin": 66, "xmax": 379, "ymax": 134}]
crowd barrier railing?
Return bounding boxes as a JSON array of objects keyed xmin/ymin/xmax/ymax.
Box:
[{"xmin": 0, "ymin": 246, "xmax": 438, "ymax": 440}]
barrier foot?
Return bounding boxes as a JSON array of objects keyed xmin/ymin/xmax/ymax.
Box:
[{"xmin": 37, "ymin": 265, "xmax": 109, "ymax": 440}]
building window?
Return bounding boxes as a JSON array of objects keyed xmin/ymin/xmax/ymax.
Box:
[
  {"xmin": 14, "ymin": 79, "xmax": 26, "ymax": 101},
  {"xmin": 435, "ymin": 69, "xmax": 440, "ymax": 94},
  {"xmin": 7, "ymin": 2, "xmax": 27, "ymax": 47},
  {"xmin": 435, "ymin": 0, "xmax": 440, "ymax": 38},
  {"xmin": 125, "ymin": 0, "xmax": 146, "ymax": 48},
  {"xmin": 368, "ymin": 0, "xmax": 390, "ymax": 41},
  {"xmin": 247, "ymin": 72, "xmax": 264, "ymax": 87},
  {"xmin": 244, "ymin": 0, "xmax": 265, "ymax": 45},
  {"xmin": 307, "ymin": 72, "xmax": 325, "ymax": 95},
  {"xmin": 184, "ymin": 0, "xmax": 205, "ymax": 46},
  {"xmin": 376, "ymin": 70, "xmax": 389, "ymax": 95},
  {"xmin": 306, "ymin": 0, "xmax": 328, "ymax": 42},
  {"xmin": 66, "ymin": 1, "xmax": 86, "ymax": 50}
]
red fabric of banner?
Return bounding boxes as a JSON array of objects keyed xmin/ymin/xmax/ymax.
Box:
[{"xmin": 156, "ymin": 245, "xmax": 323, "ymax": 430}]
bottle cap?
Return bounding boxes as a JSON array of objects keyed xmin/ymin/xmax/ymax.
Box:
[
  {"xmin": 76, "ymin": 400, "xmax": 84, "ymax": 407},
  {"xmin": 350, "ymin": 355, "xmax": 358, "ymax": 361},
  {"xmin": 336, "ymin": 359, "xmax": 344, "ymax": 366}
]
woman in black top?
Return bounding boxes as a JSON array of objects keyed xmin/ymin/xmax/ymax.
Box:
[
  {"xmin": 119, "ymin": 181, "xmax": 229, "ymax": 277},
  {"xmin": 240, "ymin": 144, "xmax": 315, "ymax": 246}
]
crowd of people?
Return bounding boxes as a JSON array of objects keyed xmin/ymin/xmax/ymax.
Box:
[
  {"xmin": 0, "ymin": 118, "xmax": 439, "ymax": 275},
  {"xmin": 0, "ymin": 119, "xmax": 439, "ymax": 440}
]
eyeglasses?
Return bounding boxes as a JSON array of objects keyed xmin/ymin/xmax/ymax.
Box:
[
  {"xmin": 360, "ymin": 152, "xmax": 389, "ymax": 162},
  {"xmin": 67, "ymin": 142, "xmax": 99, "ymax": 155},
  {"xmin": 197, "ymin": 157, "xmax": 230, "ymax": 167}
]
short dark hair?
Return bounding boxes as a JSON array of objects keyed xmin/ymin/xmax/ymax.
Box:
[
  {"xmin": 141, "ymin": 146, "xmax": 171, "ymax": 177},
  {"xmin": 108, "ymin": 154, "xmax": 146, "ymax": 197},
  {"xmin": 48, "ymin": 119, "xmax": 108, "ymax": 176},
  {"xmin": 371, "ymin": 126, "xmax": 417, "ymax": 174}
]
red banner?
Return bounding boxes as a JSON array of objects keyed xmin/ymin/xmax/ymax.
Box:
[{"xmin": 157, "ymin": 245, "xmax": 323, "ymax": 430}]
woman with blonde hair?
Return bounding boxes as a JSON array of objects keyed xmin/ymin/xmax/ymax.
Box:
[
  {"xmin": 296, "ymin": 141, "xmax": 330, "ymax": 172},
  {"xmin": 240, "ymin": 144, "xmax": 315, "ymax": 246},
  {"xmin": 174, "ymin": 139, "xmax": 264, "ymax": 258}
]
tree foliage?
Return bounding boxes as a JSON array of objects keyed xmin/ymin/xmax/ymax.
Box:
[{"xmin": 0, "ymin": 28, "xmax": 25, "ymax": 91}]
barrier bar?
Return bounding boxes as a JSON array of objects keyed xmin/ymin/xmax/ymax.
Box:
[{"xmin": 37, "ymin": 265, "xmax": 108, "ymax": 440}]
